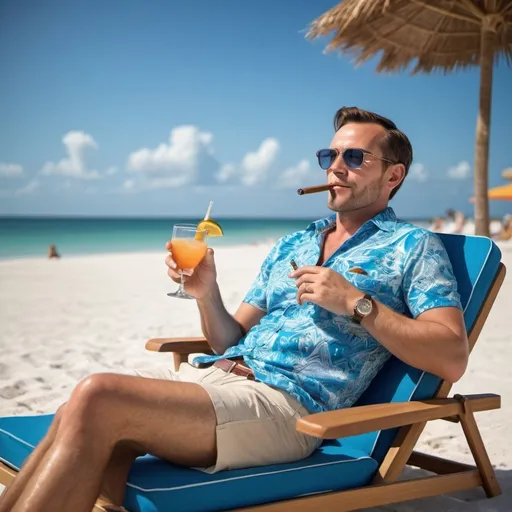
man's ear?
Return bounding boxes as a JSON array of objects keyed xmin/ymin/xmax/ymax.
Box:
[{"xmin": 387, "ymin": 164, "xmax": 406, "ymax": 193}]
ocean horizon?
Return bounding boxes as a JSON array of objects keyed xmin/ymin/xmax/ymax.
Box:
[{"xmin": 1, "ymin": 215, "xmax": 434, "ymax": 260}]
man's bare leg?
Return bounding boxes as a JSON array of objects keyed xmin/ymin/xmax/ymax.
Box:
[
  {"xmin": 0, "ymin": 406, "xmax": 65, "ymax": 512},
  {"xmin": 99, "ymin": 442, "xmax": 147, "ymax": 506},
  {"xmin": 9, "ymin": 373, "xmax": 217, "ymax": 512}
]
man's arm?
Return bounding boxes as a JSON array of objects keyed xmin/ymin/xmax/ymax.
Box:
[
  {"xmin": 293, "ymin": 264, "xmax": 468, "ymax": 383},
  {"xmin": 360, "ymin": 302, "xmax": 468, "ymax": 383},
  {"xmin": 291, "ymin": 227, "xmax": 468, "ymax": 383},
  {"xmin": 197, "ymin": 285, "xmax": 265, "ymax": 354}
]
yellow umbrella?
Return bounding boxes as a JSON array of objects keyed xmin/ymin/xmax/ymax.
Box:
[
  {"xmin": 469, "ymin": 182, "xmax": 512, "ymax": 202},
  {"xmin": 307, "ymin": 1, "xmax": 512, "ymax": 237},
  {"xmin": 487, "ymin": 182, "xmax": 512, "ymax": 200}
]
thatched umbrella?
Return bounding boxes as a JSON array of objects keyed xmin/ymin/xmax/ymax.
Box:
[
  {"xmin": 307, "ymin": 0, "xmax": 512, "ymax": 237},
  {"xmin": 502, "ymin": 167, "xmax": 512, "ymax": 180}
]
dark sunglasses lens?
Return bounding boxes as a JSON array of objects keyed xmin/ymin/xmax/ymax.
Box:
[
  {"xmin": 343, "ymin": 149, "xmax": 364, "ymax": 168},
  {"xmin": 317, "ymin": 149, "xmax": 335, "ymax": 170}
]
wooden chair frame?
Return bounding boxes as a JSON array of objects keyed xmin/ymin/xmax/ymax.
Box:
[{"xmin": 0, "ymin": 263, "xmax": 506, "ymax": 512}]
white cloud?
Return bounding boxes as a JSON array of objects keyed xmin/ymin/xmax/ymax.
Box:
[
  {"xmin": 408, "ymin": 163, "xmax": 428, "ymax": 182},
  {"xmin": 127, "ymin": 126, "xmax": 215, "ymax": 188},
  {"xmin": 216, "ymin": 163, "xmax": 236, "ymax": 183},
  {"xmin": 277, "ymin": 160, "xmax": 315, "ymax": 188},
  {"xmin": 0, "ymin": 162, "xmax": 24, "ymax": 178},
  {"xmin": 123, "ymin": 129, "xmax": 281, "ymax": 193},
  {"xmin": 447, "ymin": 161, "xmax": 471, "ymax": 180},
  {"xmin": 241, "ymin": 138, "xmax": 279, "ymax": 186},
  {"xmin": 15, "ymin": 179, "xmax": 39, "ymax": 196},
  {"xmin": 41, "ymin": 131, "xmax": 100, "ymax": 179}
]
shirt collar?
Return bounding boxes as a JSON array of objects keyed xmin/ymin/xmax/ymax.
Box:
[
  {"xmin": 308, "ymin": 207, "xmax": 397, "ymax": 234},
  {"xmin": 370, "ymin": 207, "xmax": 397, "ymax": 233}
]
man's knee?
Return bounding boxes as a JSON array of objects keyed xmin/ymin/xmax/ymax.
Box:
[{"xmin": 65, "ymin": 373, "xmax": 121, "ymax": 420}]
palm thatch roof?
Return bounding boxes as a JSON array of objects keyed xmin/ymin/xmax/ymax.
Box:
[
  {"xmin": 307, "ymin": 0, "xmax": 512, "ymax": 73},
  {"xmin": 502, "ymin": 167, "xmax": 512, "ymax": 179}
]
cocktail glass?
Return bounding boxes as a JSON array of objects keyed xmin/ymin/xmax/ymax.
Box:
[{"xmin": 167, "ymin": 224, "xmax": 208, "ymax": 299}]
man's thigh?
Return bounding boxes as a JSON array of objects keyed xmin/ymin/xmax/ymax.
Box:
[
  {"xmin": 72, "ymin": 373, "xmax": 218, "ymax": 468},
  {"xmin": 121, "ymin": 364, "xmax": 321, "ymax": 473}
]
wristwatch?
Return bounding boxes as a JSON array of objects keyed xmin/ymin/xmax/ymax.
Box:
[{"xmin": 351, "ymin": 294, "xmax": 373, "ymax": 324}]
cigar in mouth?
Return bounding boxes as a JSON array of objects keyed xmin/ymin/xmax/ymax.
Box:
[{"xmin": 297, "ymin": 184, "xmax": 335, "ymax": 195}]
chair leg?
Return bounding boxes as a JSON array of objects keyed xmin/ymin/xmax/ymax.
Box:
[
  {"xmin": 172, "ymin": 353, "xmax": 188, "ymax": 372},
  {"xmin": 459, "ymin": 404, "xmax": 501, "ymax": 497}
]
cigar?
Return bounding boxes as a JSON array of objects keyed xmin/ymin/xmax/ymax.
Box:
[
  {"xmin": 290, "ymin": 260, "xmax": 298, "ymax": 271},
  {"xmin": 297, "ymin": 184, "xmax": 334, "ymax": 195}
]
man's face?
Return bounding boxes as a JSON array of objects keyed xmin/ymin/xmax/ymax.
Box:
[{"xmin": 326, "ymin": 122, "xmax": 391, "ymax": 214}]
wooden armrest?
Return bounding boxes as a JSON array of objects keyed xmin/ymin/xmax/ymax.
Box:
[
  {"xmin": 297, "ymin": 393, "xmax": 500, "ymax": 439},
  {"xmin": 145, "ymin": 337, "xmax": 213, "ymax": 354}
]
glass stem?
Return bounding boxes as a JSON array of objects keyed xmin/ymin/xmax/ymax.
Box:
[{"xmin": 179, "ymin": 270, "xmax": 185, "ymax": 294}]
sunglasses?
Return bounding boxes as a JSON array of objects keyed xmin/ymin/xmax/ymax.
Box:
[{"xmin": 316, "ymin": 148, "xmax": 397, "ymax": 170}]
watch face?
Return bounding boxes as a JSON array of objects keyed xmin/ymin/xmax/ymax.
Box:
[{"xmin": 356, "ymin": 298, "xmax": 372, "ymax": 316}]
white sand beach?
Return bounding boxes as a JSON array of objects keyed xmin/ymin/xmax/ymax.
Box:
[{"xmin": 1, "ymin": 242, "xmax": 511, "ymax": 510}]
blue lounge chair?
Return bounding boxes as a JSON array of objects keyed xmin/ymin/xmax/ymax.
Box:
[{"xmin": 0, "ymin": 234, "xmax": 506, "ymax": 511}]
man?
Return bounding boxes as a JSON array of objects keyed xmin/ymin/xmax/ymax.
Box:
[{"xmin": 0, "ymin": 107, "xmax": 468, "ymax": 512}]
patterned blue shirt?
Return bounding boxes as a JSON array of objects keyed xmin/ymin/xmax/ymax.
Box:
[{"xmin": 193, "ymin": 208, "xmax": 462, "ymax": 414}]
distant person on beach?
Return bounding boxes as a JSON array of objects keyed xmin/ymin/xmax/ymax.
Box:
[
  {"xmin": 445, "ymin": 209, "xmax": 466, "ymax": 234},
  {"xmin": 48, "ymin": 244, "xmax": 60, "ymax": 259},
  {"xmin": 429, "ymin": 217, "xmax": 444, "ymax": 233},
  {"xmin": 1, "ymin": 107, "xmax": 469, "ymax": 512}
]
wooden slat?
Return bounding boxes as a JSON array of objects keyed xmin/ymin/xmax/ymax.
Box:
[
  {"xmin": 0, "ymin": 461, "xmax": 16, "ymax": 487},
  {"xmin": 408, "ymin": 451, "xmax": 476, "ymax": 474},
  {"xmin": 145, "ymin": 337, "xmax": 211, "ymax": 353},
  {"xmin": 375, "ymin": 263, "xmax": 506, "ymax": 483},
  {"xmin": 296, "ymin": 394, "xmax": 500, "ymax": 439},
  {"xmin": 440, "ymin": 415, "xmax": 460, "ymax": 423},
  {"xmin": 459, "ymin": 404, "xmax": 502, "ymax": 497},
  {"xmin": 94, "ymin": 496, "xmax": 116, "ymax": 511},
  {"xmin": 237, "ymin": 471, "xmax": 482, "ymax": 511}
]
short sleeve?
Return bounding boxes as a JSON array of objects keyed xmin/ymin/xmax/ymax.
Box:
[
  {"xmin": 243, "ymin": 240, "xmax": 283, "ymax": 312},
  {"xmin": 403, "ymin": 232, "xmax": 462, "ymax": 318}
]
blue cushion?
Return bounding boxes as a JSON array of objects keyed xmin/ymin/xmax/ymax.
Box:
[{"xmin": 0, "ymin": 414, "xmax": 377, "ymax": 512}]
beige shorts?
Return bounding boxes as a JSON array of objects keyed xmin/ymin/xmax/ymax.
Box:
[{"xmin": 130, "ymin": 362, "xmax": 322, "ymax": 473}]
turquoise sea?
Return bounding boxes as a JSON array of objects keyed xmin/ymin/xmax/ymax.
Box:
[{"xmin": 0, "ymin": 217, "xmax": 430, "ymax": 260}]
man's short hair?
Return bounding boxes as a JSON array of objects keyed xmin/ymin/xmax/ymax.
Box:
[{"xmin": 333, "ymin": 106, "xmax": 413, "ymax": 199}]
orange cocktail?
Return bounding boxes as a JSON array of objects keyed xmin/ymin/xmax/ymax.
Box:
[
  {"xmin": 167, "ymin": 224, "xmax": 208, "ymax": 299},
  {"xmin": 170, "ymin": 238, "xmax": 207, "ymax": 269}
]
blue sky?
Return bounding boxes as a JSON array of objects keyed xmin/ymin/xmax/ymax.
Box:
[{"xmin": 1, "ymin": 0, "xmax": 511, "ymax": 220}]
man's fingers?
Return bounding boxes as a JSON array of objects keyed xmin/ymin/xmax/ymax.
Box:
[
  {"xmin": 295, "ymin": 275, "xmax": 316, "ymax": 288},
  {"xmin": 289, "ymin": 265, "xmax": 322, "ymax": 278},
  {"xmin": 297, "ymin": 282, "xmax": 315, "ymax": 305},
  {"xmin": 166, "ymin": 240, "xmax": 172, "ymax": 251},
  {"xmin": 165, "ymin": 254, "xmax": 177, "ymax": 269},
  {"xmin": 167, "ymin": 268, "xmax": 182, "ymax": 282}
]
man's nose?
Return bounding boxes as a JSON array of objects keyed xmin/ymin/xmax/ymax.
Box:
[{"xmin": 328, "ymin": 155, "xmax": 348, "ymax": 175}]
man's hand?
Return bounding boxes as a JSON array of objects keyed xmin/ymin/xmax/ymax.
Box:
[
  {"xmin": 165, "ymin": 242, "xmax": 218, "ymax": 299},
  {"xmin": 290, "ymin": 266, "xmax": 362, "ymax": 315}
]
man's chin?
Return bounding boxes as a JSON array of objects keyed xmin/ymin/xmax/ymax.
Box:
[{"xmin": 327, "ymin": 198, "xmax": 353, "ymax": 213}]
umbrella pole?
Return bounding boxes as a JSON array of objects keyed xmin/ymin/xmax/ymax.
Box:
[{"xmin": 473, "ymin": 21, "xmax": 496, "ymax": 237}]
